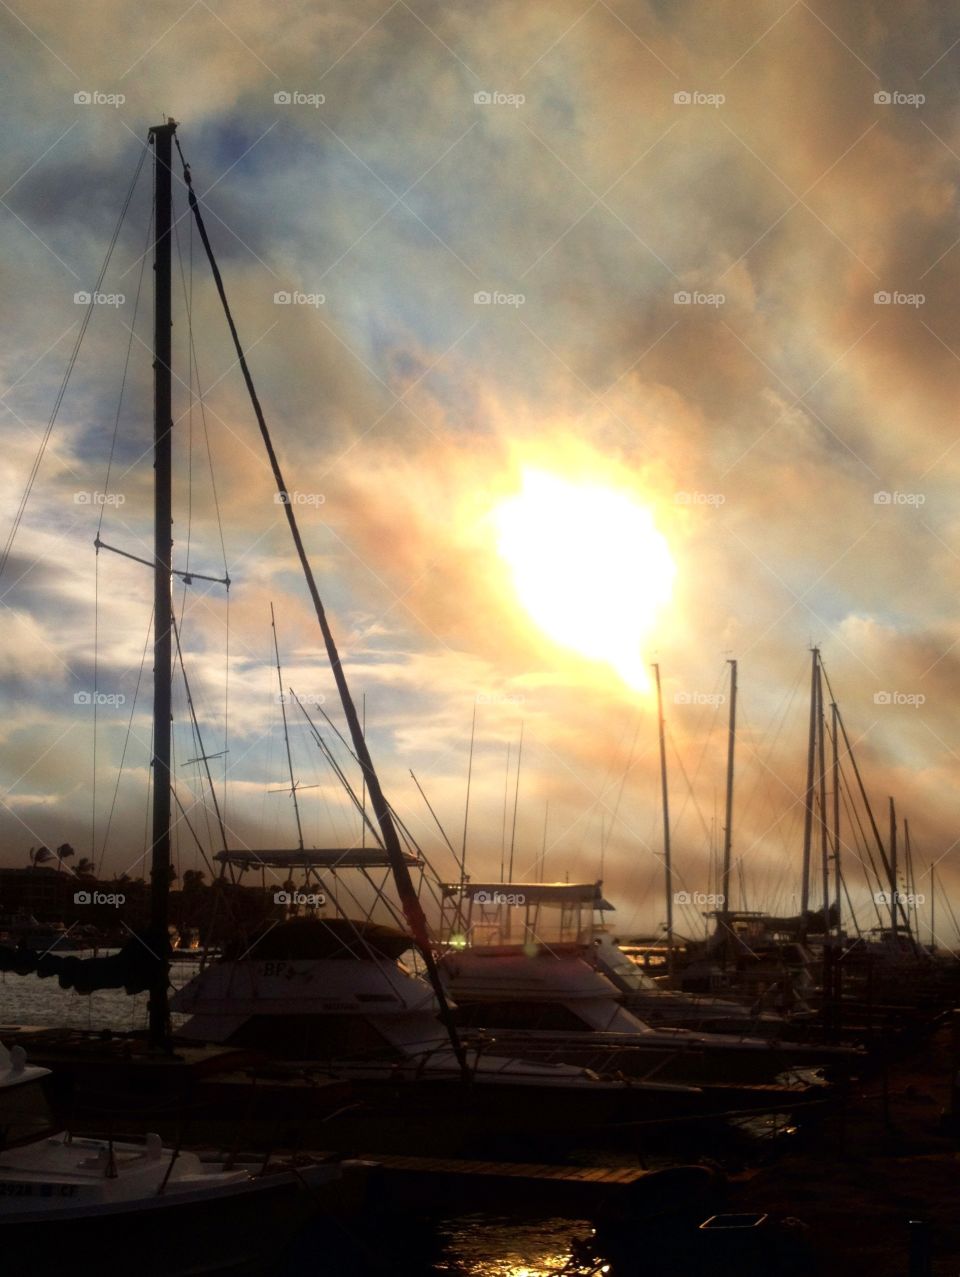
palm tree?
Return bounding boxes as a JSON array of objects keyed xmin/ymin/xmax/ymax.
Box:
[
  {"xmin": 55, "ymin": 843, "xmax": 75, "ymax": 873},
  {"xmin": 28, "ymin": 846, "xmax": 54, "ymax": 867},
  {"xmin": 75, "ymin": 858, "xmax": 96, "ymax": 879}
]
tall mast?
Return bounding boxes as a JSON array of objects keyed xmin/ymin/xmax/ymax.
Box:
[
  {"xmin": 147, "ymin": 120, "xmax": 176, "ymax": 1051},
  {"xmin": 507, "ymin": 722, "xmax": 523, "ymax": 881},
  {"xmin": 904, "ymin": 818, "xmax": 915, "ymax": 942},
  {"xmin": 930, "ymin": 861, "xmax": 935, "ymax": 951},
  {"xmin": 831, "ymin": 699, "xmax": 841, "ymax": 938},
  {"xmin": 721, "ymin": 659, "xmax": 737, "ymax": 924},
  {"xmin": 817, "ymin": 664, "xmax": 830, "ymax": 935},
  {"xmin": 889, "ymin": 797, "xmax": 898, "ymax": 940},
  {"xmin": 800, "ymin": 647, "xmax": 819, "ymax": 928},
  {"xmin": 460, "ymin": 704, "xmax": 476, "ymax": 894},
  {"xmin": 652, "ymin": 664, "xmax": 673, "ymax": 973}
]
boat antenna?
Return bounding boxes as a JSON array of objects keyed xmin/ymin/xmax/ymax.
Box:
[
  {"xmin": 652, "ymin": 663, "xmax": 673, "ymax": 975},
  {"xmin": 460, "ymin": 703, "xmax": 477, "ymax": 896},
  {"xmin": 270, "ymin": 602, "xmax": 305, "ymax": 851},
  {"xmin": 508, "ymin": 721, "xmax": 524, "ymax": 880},
  {"xmin": 177, "ymin": 139, "xmax": 470, "ymax": 1080}
]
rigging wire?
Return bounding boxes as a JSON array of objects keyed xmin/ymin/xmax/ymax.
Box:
[
  {"xmin": 96, "ymin": 608, "xmax": 154, "ymax": 877},
  {"xmin": 0, "ymin": 140, "xmax": 150, "ymax": 584},
  {"xmin": 91, "ymin": 203, "xmax": 153, "ymax": 874}
]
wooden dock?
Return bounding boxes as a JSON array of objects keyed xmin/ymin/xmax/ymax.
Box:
[{"xmin": 356, "ymin": 1151, "xmax": 721, "ymax": 1217}]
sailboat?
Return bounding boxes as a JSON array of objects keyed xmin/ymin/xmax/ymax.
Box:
[
  {"xmin": 0, "ymin": 121, "xmax": 380, "ymax": 1264},
  {"xmin": 1, "ymin": 120, "xmax": 713, "ymax": 1159}
]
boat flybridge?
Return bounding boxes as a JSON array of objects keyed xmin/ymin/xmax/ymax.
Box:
[
  {"xmin": 436, "ymin": 882, "xmax": 860, "ymax": 1085},
  {"xmin": 0, "ymin": 1038, "xmax": 346, "ymax": 1275},
  {"xmin": 170, "ymin": 850, "xmax": 703, "ymax": 1123}
]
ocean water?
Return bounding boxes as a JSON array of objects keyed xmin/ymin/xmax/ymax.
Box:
[{"xmin": 1, "ymin": 957, "xmax": 598, "ymax": 1277}]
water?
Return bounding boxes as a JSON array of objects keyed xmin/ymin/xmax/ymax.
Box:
[{"xmin": 1, "ymin": 959, "xmax": 600, "ymax": 1276}]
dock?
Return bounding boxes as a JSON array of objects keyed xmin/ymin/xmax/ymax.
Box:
[{"xmin": 356, "ymin": 1151, "xmax": 721, "ymax": 1217}]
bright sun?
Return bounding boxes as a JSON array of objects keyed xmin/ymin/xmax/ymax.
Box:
[{"xmin": 493, "ymin": 468, "xmax": 675, "ymax": 692}]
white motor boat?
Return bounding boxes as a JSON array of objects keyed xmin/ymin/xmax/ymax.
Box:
[
  {"xmin": 0, "ymin": 1038, "xmax": 351, "ymax": 1275},
  {"xmin": 436, "ymin": 882, "xmax": 861, "ymax": 1085}
]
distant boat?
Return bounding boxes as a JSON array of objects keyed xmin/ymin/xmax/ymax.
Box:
[{"xmin": 0, "ymin": 914, "xmax": 87, "ymax": 952}]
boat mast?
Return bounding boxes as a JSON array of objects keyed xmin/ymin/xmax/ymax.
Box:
[
  {"xmin": 148, "ymin": 120, "xmax": 176, "ymax": 1052},
  {"xmin": 721, "ymin": 659, "xmax": 737, "ymax": 927},
  {"xmin": 460, "ymin": 704, "xmax": 476, "ymax": 895},
  {"xmin": 800, "ymin": 647, "xmax": 819, "ymax": 931},
  {"xmin": 817, "ymin": 664, "xmax": 830, "ymax": 935},
  {"xmin": 889, "ymin": 797, "xmax": 898, "ymax": 940},
  {"xmin": 652, "ymin": 664, "xmax": 673, "ymax": 973},
  {"xmin": 904, "ymin": 818, "xmax": 915, "ymax": 942},
  {"xmin": 930, "ymin": 860, "xmax": 935, "ymax": 951},
  {"xmin": 831, "ymin": 699, "xmax": 841, "ymax": 938}
]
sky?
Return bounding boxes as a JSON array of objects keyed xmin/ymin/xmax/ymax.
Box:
[{"xmin": 1, "ymin": 0, "xmax": 958, "ymax": 941}]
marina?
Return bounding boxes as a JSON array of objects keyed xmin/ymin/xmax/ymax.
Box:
[{"xmin": 2, "ymin": 6, "xmax": 959, "ymax": 1273}]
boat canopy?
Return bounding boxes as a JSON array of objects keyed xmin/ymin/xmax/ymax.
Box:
[
  {"xmin": 442, "ymin": 881, "xmax": 614, "ymax": 909},
  {"xmin": 215, "ymin": 848, "xmax": 420, "ymax": 870}
]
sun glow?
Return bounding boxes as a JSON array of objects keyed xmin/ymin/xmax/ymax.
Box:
[{"xmin": 493, "ymin": 468, "xmax": 675, "ymax": 692}]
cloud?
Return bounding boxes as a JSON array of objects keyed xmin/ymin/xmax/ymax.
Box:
[{"xmin": 1, "ymin": 1, "xmax": 958, "ymax": 934}]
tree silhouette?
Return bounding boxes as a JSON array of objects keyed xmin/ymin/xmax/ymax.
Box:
[
  {"xmin": 55, "ymin": 843, "xmax": 75, "ymax": 873},
  {"xmin": 29, "ymin": 846, "xmax": 53, "ymax": 867}
]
